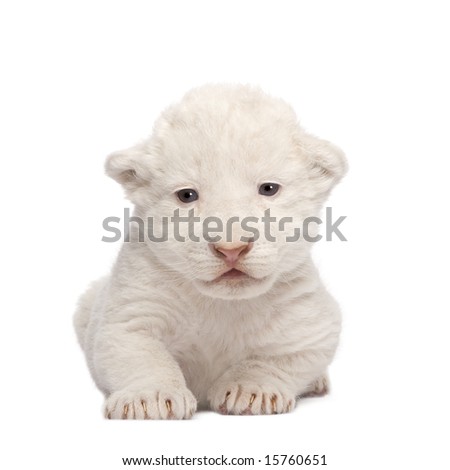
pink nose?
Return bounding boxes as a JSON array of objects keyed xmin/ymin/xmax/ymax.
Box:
[{"xmin": 210, "ymin": 242, "xmax": 253, "ymax": 266}]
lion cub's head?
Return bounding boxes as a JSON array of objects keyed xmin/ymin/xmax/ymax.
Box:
[{"xmin": 106, "ymin": 84, "xmax": 346, "ymax": 299}]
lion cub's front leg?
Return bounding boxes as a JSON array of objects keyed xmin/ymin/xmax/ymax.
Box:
[{"xmin": 92, "ymin": 321, "xmax": 197, "ymax": 420}]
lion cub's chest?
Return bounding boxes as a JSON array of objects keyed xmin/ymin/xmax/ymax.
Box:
[{"xmin": 164, "ymin": 304, "xmax": 269, "ymax": 404}]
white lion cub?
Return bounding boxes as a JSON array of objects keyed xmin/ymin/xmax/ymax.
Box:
[{"xmin": 74, "ymin": 84, "xmax": 347, "ymax": 419}]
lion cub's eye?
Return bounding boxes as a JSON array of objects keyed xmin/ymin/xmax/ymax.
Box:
[
  {"xmin": 258, "ymin": 183, "xmax": 280, "ymax": 196},
  {"xmin": 176, "ymin": 188, "xmax": 199, "ymax": 203}
]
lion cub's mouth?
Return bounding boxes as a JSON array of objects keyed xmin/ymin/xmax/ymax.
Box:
[{"xmin": 218, "ymin": 268, "xmax": 248, "ymax": 280}]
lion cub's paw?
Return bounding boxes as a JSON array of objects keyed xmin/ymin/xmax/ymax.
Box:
[
  {"xmin": 208, "ymin": 382, "xmax": 295, "ymax": 415},
  {"xmin": 104, "ymin": 387, "xmax": 197, "ymax": 420},
  {"xmin": 301, "ymin": 374, "xmax": 330, "ymax": 398}
]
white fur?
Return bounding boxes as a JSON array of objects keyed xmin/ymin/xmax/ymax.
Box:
[{"xmin": 74, "ymin": 84, "xmax": 347, "ymax": 419}]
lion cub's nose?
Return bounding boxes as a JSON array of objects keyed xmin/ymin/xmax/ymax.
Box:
[{"xmin": 210, "ymin": 241, "xmax": 253, "ymax": 266}]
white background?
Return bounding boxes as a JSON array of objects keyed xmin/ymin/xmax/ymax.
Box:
[{"xmin": 1, "ymin": 1, "xmax": 449, "ymax": 469}]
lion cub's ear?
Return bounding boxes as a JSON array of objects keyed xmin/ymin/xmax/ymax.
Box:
[
  {"xmin": 105, "ymin": 143, "xmax": 153, "ymax": 200},
  {"xmin": 299, "ymin": 132, "xmax": 348, "ymax": 196}
]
